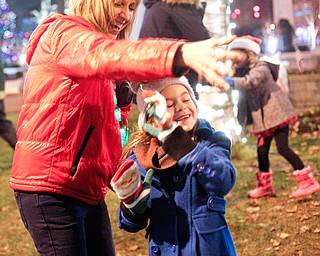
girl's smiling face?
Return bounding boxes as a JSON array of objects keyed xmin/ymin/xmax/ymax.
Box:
[{"xmin": 160, "ymin": 84, "xmax": 197, "ymax": 132}]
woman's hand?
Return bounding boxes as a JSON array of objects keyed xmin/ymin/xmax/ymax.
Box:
[{"xmin": 174, "ymin": 37, "xmax": 246, "ymax": 91}]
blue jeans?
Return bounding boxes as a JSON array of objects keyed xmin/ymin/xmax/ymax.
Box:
[{"xmin": 14, "ymin": 190, "xmax": 115, "ymax": 256}]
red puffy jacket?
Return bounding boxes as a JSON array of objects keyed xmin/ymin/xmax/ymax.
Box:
[{"xmin": 10, "ymin": 13, "xmax": 184, "ymax": 205}]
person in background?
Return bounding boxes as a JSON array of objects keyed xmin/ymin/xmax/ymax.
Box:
[
  {"xmin": 276, "ymin": 18, "xmax": 296, "ymax": 52},
  {"xmin": 10, "ymin": 0, "xmax": 245, "ymax": 254},
  {"xmin": 111, "ymin": 76, "xmax": 237, "ymax": 255},
  {"xmin": 223, "ymin": 38, "xmax": 320, "ymax": 199},
  {"xmin": 138, "ymin": 0, "xmax": 211, "ymax": 98},
  {"xmin": 0, "ymin": 53, "xmax": 16, "ymax": 150}
]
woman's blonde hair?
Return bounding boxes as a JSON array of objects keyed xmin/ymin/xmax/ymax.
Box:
[{"xmin": 69, "ymin": 0, "xmax": 140, "ymax": 38}]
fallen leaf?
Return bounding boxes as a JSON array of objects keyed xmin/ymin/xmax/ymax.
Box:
[
  {"xmin": 273, "ymin": 205, "xmax": 284, "ymax": 211},
  {"xmin": 279, "ymin": 232, "xmax": 290, "ymax": 239},
  {"xmin": 246, "ymin": 206, "xmax": 260, "ymax": 213},
  {"xmin": 129, "ymin": 245, "xmax": 139, "ymax": 251},
  {"xmin": 308, "ymin": 146, "xmax": 320, "ymax": 154},
  {"xmin": 300, "ymin": 142, "xmax": 307, "ymax": 147},
  {"xmin": 300, "ymin": 226, "xmax": 310, "ymax": 233},
  {"xmin": 258, "ymin": 223, "xmax": 268, "ymax": 228},
  {"xmin": 286, "ymin": 206, "xmax": 297, "ymax": 213},
  {"xmin": 270, "ymin": 239, "xmax": 281, "ymax": 247},
  {"xmin": 247, "ymin": 199, "xmax": 260, "ymax": 207},
  {"xmin": 299, "ymin": 215, "xmax": 310, "ymax": 221}
]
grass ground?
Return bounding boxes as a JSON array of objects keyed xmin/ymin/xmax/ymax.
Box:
[{"xmin": 1, "ymin": 108, "xmax": 320, "ymax": 256}]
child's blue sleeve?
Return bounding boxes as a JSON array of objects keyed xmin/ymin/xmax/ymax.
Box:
[
  {"xmin": 178, "ymin": 131, "xmax": 236, "ymax": 197},
  {"xmin": 118, "ymin": 203, "xmax": 149, "ymax": 233},
  {"xmin": 223, "ymin": 76, "xmax": 235, "ymax": 89}
]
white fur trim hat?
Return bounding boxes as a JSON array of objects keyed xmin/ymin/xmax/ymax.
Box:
[
  {"xmin": 130, "ymin": 76, "xmax": 198, "ymax": 113},
  {"xmin": 228, "ymin": 38, "xmax": 261, "ymax": 55}
]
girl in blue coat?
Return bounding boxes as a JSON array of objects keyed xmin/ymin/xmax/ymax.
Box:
[{"xmin": 111, "ymin": 76, "xmax": 237, "ymax": 256}]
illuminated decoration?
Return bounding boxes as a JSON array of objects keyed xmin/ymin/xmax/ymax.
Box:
[
  {"xmin": 231, "ymin": 8, "xmax": 241, "ymax": 20},
  {"xmin": 253, "ymin": 5, "xmax": 260, "ymax": 19},
  {"xmin": 0, "ymin": 0, "xmax": 29, "ymax": 67},
  {"xmin": 200, "ymin": 1, "xmax": 246, "ymax": 143},
  {"xmin": 293, "ymin": 0, "xmax": 320, "ymax": 50},
  {"xmin": 197, "ymin": 85, "xmax": 243, "ymax": 143},
  {"xmin": 203, "ymin": 0, "xmax": 231, "ymax": 37},
  {"xmin": 32, "ymin": 0, "xmax": 58, "ymax": 24}
]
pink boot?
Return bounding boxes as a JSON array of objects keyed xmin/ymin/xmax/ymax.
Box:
[
  {"xmin": 248, "ymin": 171, "xmax": 275, "ymax": 198},
  {"xmin": 291, "ymin": 166, "xmax": 320, "ymax": 198}
]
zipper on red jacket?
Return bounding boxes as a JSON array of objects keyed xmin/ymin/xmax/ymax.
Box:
[{"xmin": 70, "ymin": 125, "xmax": 95, "ymax": 176}]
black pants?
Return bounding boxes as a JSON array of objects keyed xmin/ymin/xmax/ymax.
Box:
[
  {"xmin": 257, "ymin": 125, "xmax": 304, "ymax": 172},
  {"xmin": 15, "ymin": 191, "xmax": 116, "ymax": 256},
  {"xmin": 0, "ymin": 99, "xmax": 16, "ymax": 149}
]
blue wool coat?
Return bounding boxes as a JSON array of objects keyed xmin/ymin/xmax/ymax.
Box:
[{"xmin": 118, "ymin": 119, "xmax": 237, "ymax": 256}]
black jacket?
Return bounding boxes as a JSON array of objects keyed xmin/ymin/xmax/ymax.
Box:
[{"xmin": 139, "ymin": 0, "xmax": 210, "ymax": 41}]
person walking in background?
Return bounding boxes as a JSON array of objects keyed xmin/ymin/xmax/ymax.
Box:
[
  {"xmin": 276, "ymin": 18, "xmax": 296, "ymax": 52},
  {"xmin": 111, "ymin": 76, "xmax": 237, "ymax": 255},
  {"xmin": 10, "ymin": 0, "xmax": 245, "ymax": 254},
  {"xmin": 276, "ymin": 19, "xmax": 306, "ymax": 73},
  {"xmin": 0, "ymin": 53, "xmax": 16, "ymax": 150},
  {"xmin": 138, "ymin": 0, "xmax": 211, "ymax": 98},
  {"xmin": 223, "ymin": 37, "xmax": 320, "ymax": 199}
]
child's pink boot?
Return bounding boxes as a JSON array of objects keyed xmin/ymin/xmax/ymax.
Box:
[
  {"xmin": 248, "ymin": 171, "xmax": 275, "ymax": 198},
  {"xmin": 291, "ymin": 166, "xmax": 320, "ymax": 198}
]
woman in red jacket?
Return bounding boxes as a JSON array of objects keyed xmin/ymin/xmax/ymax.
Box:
[{"xmin": 10, "ymin": 0, "xmax": 245, "ymax": 255}]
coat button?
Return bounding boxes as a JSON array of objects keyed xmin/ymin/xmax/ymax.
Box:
[
  {"xmin": 208, "ymin": 197, "xmax": 214, "ymax": 207},
  {"xmin": 173, "ymin": 175, "xmax": 179, "ymax": 183},
  {"xmin": 197, "ymin": 163, "xmax": 205, "ymax": 172},
  {"xmin": 151, "ymin": 245, "xmax": 160, "ymax": 254}
]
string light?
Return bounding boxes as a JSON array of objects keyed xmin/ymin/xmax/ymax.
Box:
[{"xmin": 0, "ymin": 0, "xmax": 30, "ymax": 66}]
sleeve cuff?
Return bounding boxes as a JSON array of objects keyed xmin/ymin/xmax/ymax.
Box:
[
  {"xmin": 223, "ymin": 76, "xmax": 235, "ymax": 88},
  {"xmin": 120, "ymin": 202, "xmax": 148, "ymax": 222}
]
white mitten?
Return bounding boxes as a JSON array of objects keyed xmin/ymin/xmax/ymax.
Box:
[{"xmin": 140, "ymin": 90, "xmax": 177, "ymax": 142}]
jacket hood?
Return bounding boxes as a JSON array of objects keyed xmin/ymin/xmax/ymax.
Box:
[
  {"xmin": 26, "ymin": 13, "xmax": 94, "ymax": 64},
  {"xmin": 26, "ymin": 13, "xmax": 63, "ymax": 64},
  {"xmin": 143, "ymin": 0, "xmax": 158, "ymax": 8},
  {"xmin": 266, "ymin": 62, "xmax": 280, "ymax": 81},
  {"xmin": 259, "ymin": 56, "xmax": 280, "ymax": 82}
]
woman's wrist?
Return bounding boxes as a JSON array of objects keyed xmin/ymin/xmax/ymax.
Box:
[{"xmin": 173, "ymin": 44, "xmax": 190, "ymax": 76}]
